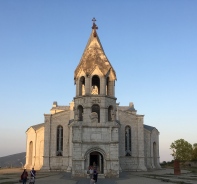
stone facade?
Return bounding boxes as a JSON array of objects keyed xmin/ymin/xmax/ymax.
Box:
[{"xmin": 25, "ymin": 20, "xmax": 161, "ymax": 177}]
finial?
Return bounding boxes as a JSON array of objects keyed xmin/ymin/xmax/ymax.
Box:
[
  {"xmin": 92, "ymin": 17, "xmax": 98, "ymax": 37},
  {"xmin": 92, "ymin": 17, "xmax": 96, "ymax": 24}
]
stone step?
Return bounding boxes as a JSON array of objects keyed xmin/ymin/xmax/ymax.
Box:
[
  {"xmin": 98, "ymin": 174, "xmax": 105, "ymax": 178},
  {"xmin": 86, "ymin": 174, "xmax": 105, "ymax": 178}
]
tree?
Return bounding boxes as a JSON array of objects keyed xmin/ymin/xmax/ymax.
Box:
[
  {"xmin": 192, "ymin": 143, "xmax": 197, "ymax": 161},
  {"xmin": 170, "ymin": 139, "xmax": 193, "ymax": 161},
  {"xmin": 193, "ymin": 143, "xmax": 197, "ymax": 149}
]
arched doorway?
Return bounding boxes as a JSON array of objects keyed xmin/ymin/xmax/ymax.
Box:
[{"xmin": 89, "ymin": 151, "xmax": 104, "ymax": 174}]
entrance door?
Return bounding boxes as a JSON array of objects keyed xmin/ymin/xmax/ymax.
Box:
[{"xmin": 89, "ymin": 151, "xmax": 104, "ymax": 173}]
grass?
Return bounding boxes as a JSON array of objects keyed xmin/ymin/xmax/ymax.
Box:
[
  {"xmin": 185, "ymin": 167, "xmax": 197, "ymax": 174},
  {"xmin": 161, "ymin": 164, "xmax": 197, "ymax": 175},
  {"xmin": 0, "ymin": 177, "xmax": 11, "ymax": 180}
]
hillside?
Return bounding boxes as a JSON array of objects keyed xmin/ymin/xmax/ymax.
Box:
[{"xmin": 0, "ymin": 152, "xmax": 26, "ymax": 168}]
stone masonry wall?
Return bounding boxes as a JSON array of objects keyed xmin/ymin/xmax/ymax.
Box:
[
  {"xmin": 71, "ymin": 121, "xmax": 119, "ymax": 177},
  {"xmin": 118, "ymin": 110, "xmax": 147, "ymax": 171},
  {"xmin": 42, "ymin": 111, "xmax": 71, "ymax": 170}
]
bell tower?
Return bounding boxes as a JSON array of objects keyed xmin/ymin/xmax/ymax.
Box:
[
  {"xmin": 74, "ymin": 18, "xmax": 117, "ymax": 124},
  {"xmin": 71, "ymin": 18, "xmax": 119, "ymax": 178}
]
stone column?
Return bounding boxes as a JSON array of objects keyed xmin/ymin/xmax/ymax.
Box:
[
  {"xmin": 100, "ymin": 76, "xmax": 106, "ymax": 95},
  {"xmin": 85, "ymin": 76, "xmax": 91, "ymax": 95},
  {"xmin": 87, "ymin": 153, "xmax": 90, "ymax": 168},
  {"xmin": 100, "ymin": 107, "xmax": 105, "ymax": 123},
  {"xmin": 108, "ymin": 81, "xmax": 115, "ymax": 97},
  {"xmin": 155, "ymin": 136, "xmax": 161, "ymax": 169},
  {"xmin": 76, "ymin": 79, "xmax": 79, "ymax": 97},
  {"xmin": 137, "ymin": 116, "xmax": 147, "ymax": 171},
  {"xmin": 67, "ymin": 126, "xmax": 72, "ymax": 172},
  {"xmin": 116, "ymin": 103, "xmax": 120, "ymax": 121},
  {"xmin": 41, "ymin": 114, "xmax": 51, "ymax": 170},
  {"xmin": 83, "ymin": 101, "xmax": 91, "ymax": 123}
]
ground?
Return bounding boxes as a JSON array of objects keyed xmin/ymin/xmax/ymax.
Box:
[{"xmin": 0, "ymin": 168, "xmax": 197, "ymax": 184}]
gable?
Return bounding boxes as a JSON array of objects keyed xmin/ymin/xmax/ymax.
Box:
[{"xmin": 26, "ymin": 123, "xmax": 44, "ymax": 133}]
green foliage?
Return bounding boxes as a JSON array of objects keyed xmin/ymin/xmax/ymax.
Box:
[
  {"xmin": 162, "ymin": 161, "xmax": 167, "ymax": 164},
  {"xmin": 170, "ymin": 139, "xmax": 193, "ymax": 161},
  {"xmin": 192, "ymin": 147, "xmax": 197, "ymax": 161},
  {"xmin": 193, "ymin": 143, "xmax": 197, "ymax": 149},
  {"xmin": 191, "ymin": 143, "xmax": 197, "ymax": 161}
]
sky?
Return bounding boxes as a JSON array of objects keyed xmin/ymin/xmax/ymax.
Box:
[{"xmin": 0, "ymin": 0, "xmax": 196, "ymax": 162}]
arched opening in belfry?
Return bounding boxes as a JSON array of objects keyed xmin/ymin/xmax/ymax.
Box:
[
  {"xmin": 92, "ymin": 104, "xmax": 100, "ymax": 123},
  {"xmin": 56, "ymin": 125, "xmax": 63, "ymax": 156},
  {"xmin": 91, "ymin": 75, "xmax": 100, "ymax": 95},
  {"xmin": 28, "ymin": 141, "xmax": 33, "ymax": 167},
  {"xmin": 106, "ymin": 77, "xmax": 109, "ymax": 95},
  {"xmin": 89, "ymin": 151, "xmax": 104, "ymax": 174},
  {"xmin": 153, "ymin": 142, "xmax": 157, "ymax": 167},
  {"xmin": 125, "ymin": 126, "xmax": 131, "ymax": 156},
  {"xmin": 79, "ymin": 76, "xmax": 85, "ymax": 96},
  {"xmin": 108, "ymin": 105, "xmax": 113, "ymax": 121},
  {"xmin": 78, "ymin": 105, "xmax": 83, "ymax": 121}
]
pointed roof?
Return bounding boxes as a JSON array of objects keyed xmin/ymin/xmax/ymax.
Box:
[{"xmin": 74, "ymin": 19, "xmax": 116, "ymax": 80}]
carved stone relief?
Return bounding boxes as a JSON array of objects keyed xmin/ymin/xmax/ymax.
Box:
[
  {"xmin": 92, "ymin": 98, "xmax": 101, "ymax": 104},
  {"xmin": 91, "ymin": 85, "xmax": 98, "ymax": 95},
  {"xmin": 90, "ymin": 112, "xmax": 98, "ymax": 123}
]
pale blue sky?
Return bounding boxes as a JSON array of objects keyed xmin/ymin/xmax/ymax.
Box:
[{"xmin": 0, "ymin": 1, "xmax": 196, "ymax": 162}]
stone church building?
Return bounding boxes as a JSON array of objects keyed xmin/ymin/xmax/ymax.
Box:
[{"xmin": 25, "ymin": 20, "xmax": 161, "ymax": 177}]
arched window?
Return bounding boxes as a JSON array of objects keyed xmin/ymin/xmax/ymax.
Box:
[
  {"xmin": 92, "ymin": 104, "xmax": 100, "ymax": 123},
  {"xmin": 106, "ymin": 77, "xmax": 109, "ymax": 95},
  {"xmin": 91, "ymin": 75, "xmax": 100, "ymax": 95},
  {"xmin": 79, "ymin": 76, "xmax": 85, "ymax": 96},
  {"xmin": 56, "ymin": 125, "xmax": 63, "ymax": 156},
  {"xmin": 78, "ymin": 105, "xmax": 83, "ymax": 121},
  {"xmin": 108, "ymin": 105, "xmax": 113, "ymax": 121},
  {"xmin": 125, "ymin": 126, "xmax": 131, "ymax": 156}
]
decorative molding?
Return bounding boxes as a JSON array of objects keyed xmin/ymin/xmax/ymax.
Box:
[{"xmin": 91, "ymin": 98, "xmax": 101, "ymax": 104}]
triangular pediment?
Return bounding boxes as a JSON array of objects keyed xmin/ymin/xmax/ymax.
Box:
[{"xmin": 26, "ymin": 123, "xmax": 44, "ymax": 133}]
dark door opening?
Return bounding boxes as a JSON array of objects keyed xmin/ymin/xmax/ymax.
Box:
[
  {"xmin": 90, "ymin": 155, "xmax": 98, "ymax": 166},
  {"xmin": 89, "ymin": 151, "xmax": 104, "ymax": 174}
]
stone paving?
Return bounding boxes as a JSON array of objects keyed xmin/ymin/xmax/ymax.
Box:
[{"xmin": 0, "ymin": 168, "xmax": 197, "ymax": 184}]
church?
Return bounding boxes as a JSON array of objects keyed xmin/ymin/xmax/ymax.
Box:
[{"xmin": 24, "ymin": 19, "xmax": 161, "ymax": 177}]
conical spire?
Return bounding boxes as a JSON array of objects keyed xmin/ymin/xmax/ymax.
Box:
[{"xmin": 74, "ymin": 18, "xmax": 116, "ymax": 80}]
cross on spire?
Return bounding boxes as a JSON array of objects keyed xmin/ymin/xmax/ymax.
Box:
[
  {"xmin": 92, "ymin": 17, "xmax": 96, "ymax": 24},
  {"xmin": 92, "ymin": 17, "xmax": 98, "ymax": 37}
]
